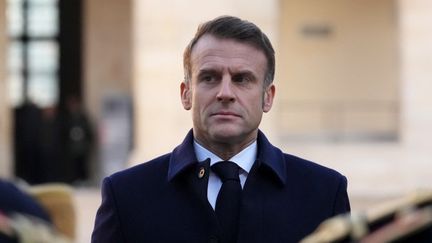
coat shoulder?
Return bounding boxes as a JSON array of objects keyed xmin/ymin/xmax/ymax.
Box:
[
  {"xmin": 283, "ymin": 153, "xmax": 345, "ymax": 180},
  {"xmin": 108, "ymin": 153, "xmax": 172, "ymax": 185}
]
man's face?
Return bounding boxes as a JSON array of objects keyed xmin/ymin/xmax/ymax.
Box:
[{"xmin": 181, "ymin": 35, "xmax": 275, "ymax": 148}]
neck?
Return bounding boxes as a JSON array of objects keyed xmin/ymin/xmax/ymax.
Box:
[{"xmin": 195, "ymin": 135, "xmax": 257, "ymax": 161}]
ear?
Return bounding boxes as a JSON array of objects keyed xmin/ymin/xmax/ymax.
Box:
[
  {"xmin": 263, "ymin": 84, "xmax": 275, "ymax": 113},
  {"xmin": 180, "ymin": 81, "xmax": 192, "ymax": 110}
]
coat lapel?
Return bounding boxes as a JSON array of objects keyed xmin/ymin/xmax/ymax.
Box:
[
  {"xmin": 237, "ymin": 131, "xmax": 289, "ymax": 242},
  {"xmin": 167, "ymin": 130, "xmax": 220, "ymax": 236}
]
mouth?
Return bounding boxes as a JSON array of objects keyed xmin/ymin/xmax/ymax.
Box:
[{"xmin": 211, "ymin": 111, "xmax": 241, "ymax": 118}]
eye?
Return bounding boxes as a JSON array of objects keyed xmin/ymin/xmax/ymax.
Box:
[
  {"xmin": 202, "ymin": 75, "xmax": 214, "ymax": 82},
  {"xmin": 198, "ymin": 71, "xmax": 220, "ymax": 84},
  {"xmin": 232, "ymin": 74, "xmax": 251, "ymax": 84}
]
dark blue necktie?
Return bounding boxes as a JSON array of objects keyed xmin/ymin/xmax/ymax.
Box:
[{"xmin": 212, "ymin": 161, "xmax": 242, "ymax": 243}]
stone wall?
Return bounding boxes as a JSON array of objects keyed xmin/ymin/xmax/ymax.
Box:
[
  {"xmin": 0, "ymin": 0, "xmax": 12, "ymax": 178},
  {"xmin": 399, "ymin": 0, "xmax": 432, "ymax": 148},
  {"xmin": 83, "ymin": 0, "xmax": 133, "ymax": 127}
]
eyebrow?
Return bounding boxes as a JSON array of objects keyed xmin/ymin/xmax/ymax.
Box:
[
  {"xmin": 232, "ymin": 70, "xmax": 256, "ymax": 77},
  {"xmin": 197, "ymin": 68, "xmax": 220, "ymax": 74},
  {"xmin": 198, "ymin": 67, "xmax": 256, "ymax": 75},
  {"xmin": 195, "ymin": 67, "xmax": 260, "ymax": 82},
  {"xmin": 230, "ymin": 69, "xmax": 259, "ymax": 82},
  {"xmin": 196, "ymin": 68, "xmax": 220, "ymax": 78}
]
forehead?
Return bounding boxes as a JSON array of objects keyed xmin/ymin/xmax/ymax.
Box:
[{"xmin": 190, "ymin": 35, "xmax": 267, "ymax": 75}]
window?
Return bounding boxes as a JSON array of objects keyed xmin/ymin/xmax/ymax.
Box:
[{"xmin": 6, "ymin": 0, "xmax": 59, "ymax": 108}]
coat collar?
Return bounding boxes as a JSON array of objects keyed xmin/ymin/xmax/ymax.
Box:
[
  {"xmin": 167, "ymin": 130, "xmax": 198, "ymax": 181},
  {"xmin": 167, "ymin": 129, "xmax": 287, "ymax": 186},
  {"xmin": 255, "ymin": 130, "xmax": 287, "ymax": 186}
]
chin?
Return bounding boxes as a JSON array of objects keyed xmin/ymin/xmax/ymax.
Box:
[{"xmin": 209, "ymin": 127, "xmax": 246, "ymax": 143}]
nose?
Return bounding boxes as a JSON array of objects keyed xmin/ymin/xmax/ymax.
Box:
[{"xmin": 216, "ymin": 76, "xmax": 235, "ymax": 103}]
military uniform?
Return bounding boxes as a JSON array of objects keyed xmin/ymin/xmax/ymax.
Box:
[{"xmin": 301, "ymin": 190, "xmax": 432, "ymax": 243}]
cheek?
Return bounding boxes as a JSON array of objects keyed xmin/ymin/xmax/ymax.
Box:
[
  {"xmin": 191, "ymin": 94, "xmax": 209, "ymax": 118},
  {"xmin": 247, "ymin": 93, "xmax": 265, "ymax": 111}
]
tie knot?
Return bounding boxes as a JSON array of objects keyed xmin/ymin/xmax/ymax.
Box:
[{"xmin": 212, "ymin": 161, "xmax": 240, "ymax": 182}]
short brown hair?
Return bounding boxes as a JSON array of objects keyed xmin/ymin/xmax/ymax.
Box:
[{"xmin": 183, "ymin": 16, "xmax": 275, "ymax": 87}]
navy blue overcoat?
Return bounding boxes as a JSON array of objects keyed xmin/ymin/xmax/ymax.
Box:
[{"xmin": 92, "ymin": 130, "xmax": 350, "ymax": 243}]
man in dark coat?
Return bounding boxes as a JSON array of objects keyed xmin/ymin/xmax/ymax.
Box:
[{"xmin": 92, "ymin": 16, "xmax": 350, "ymax": 243}]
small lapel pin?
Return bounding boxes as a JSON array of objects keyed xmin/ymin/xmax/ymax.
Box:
[{"xmin": 198, "ymin": 167, "xmax": 206, "ymax": 179}]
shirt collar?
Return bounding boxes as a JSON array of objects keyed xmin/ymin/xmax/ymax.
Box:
[
  {"xmin": 168, "ymin": 129, "xmax": 286, "ymax": 186},
  {"xmin": 194, "ymin": 140, "xmax": 257, "ymax": 174}
]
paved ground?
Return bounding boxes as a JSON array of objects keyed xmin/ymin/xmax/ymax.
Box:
[{"xmin": 75, "ymin": 188, "xmax": 100, "ymax": 243}]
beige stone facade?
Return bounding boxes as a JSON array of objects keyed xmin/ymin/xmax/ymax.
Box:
[
  {"xmin": 1, "ymin": 1, "xmax": 432, "ymax": 242},
  {"xmin": 399, "ymin": 0, "xmax": 432, "ymax": 148},
  {"xmin": 0, "ymin": 0, "xmax": 431, "ymax": 211},
  {"xmin": 83, "ymin": 0, "xmax": 133, "ymax": 122},
  {"xmin": 278, "ymin": 0, "xmax": 399, "ymax": 141},
  {"xmin": 0, "ymin": 0, "xmax": 12, "ymax": 178}
]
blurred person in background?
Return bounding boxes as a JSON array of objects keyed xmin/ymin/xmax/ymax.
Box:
[
  {"xmin": 13, "ymin": 102, "xmax": 43, "ymax": 184},
  {"xmin": 38, "ymin": 106, "xmax": 65, "ymax": 183},
  {"xmin": 0, "ymin": 179, "xmax": 51, "ymax": 224},
  {"xmin": 63, "ymin": 95, "xmax": 94, "ymax": 184},
  {"xmin": 13, "ymin": 96, "xmax": 93, "ymax": 185},
  {"xmin": 92, "ymin": 16, "xmax": 350, "ymax": 243},
  {"xmin": 14, "ymin": 103, "xmax": 67, "ymax": 184},
  {"xmin": 0, "ymin": 179, "xmax": 71, "ymax": 243}
]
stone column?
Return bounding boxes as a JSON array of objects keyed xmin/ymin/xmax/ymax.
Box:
[
  {"xmin": 399, "ymin": 0, "xmax": 432, "ymax": 150},
  {"xmin": 0, "ymin": 0, "xmax": 12, "ymax": 178},
  {"xmin": 84, "ymin": 0, "xmax": 133, "ymax": 178}
]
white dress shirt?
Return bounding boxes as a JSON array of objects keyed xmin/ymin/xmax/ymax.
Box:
[{"xmin": 194, "ymin": 140, "xmax": 257, "ymax": 210}]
